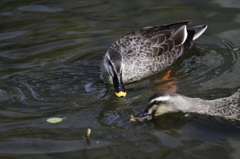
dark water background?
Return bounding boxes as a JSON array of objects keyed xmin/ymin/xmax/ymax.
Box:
[{"xmin": 1, "ymin": 0, "xmax": 240, "ymax": 158}]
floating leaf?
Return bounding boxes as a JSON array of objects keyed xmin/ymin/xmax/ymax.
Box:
[{"xmin": 46, "ymin": 117, "xmax": 66, "ymax": 123}]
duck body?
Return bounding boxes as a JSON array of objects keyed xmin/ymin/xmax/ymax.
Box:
[
  {"xmin": 188, "ymin": 92, "xmax": 240, "ymax": 120},
  {"xmin": 101, "ymin": 21, "xmax": 207, "ymax": 97},
  {"xmin": 135, "ymin": 89, "xmax": 240, "ymax": 121}
]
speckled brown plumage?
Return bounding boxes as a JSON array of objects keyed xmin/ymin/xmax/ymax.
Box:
[
  {"xmin": 101, "ymin": 21, "xmax": 207, "ymax": 84},
  {"xmin": 189, "ymin": 90, "xmax": 240, "ymax": 120}
]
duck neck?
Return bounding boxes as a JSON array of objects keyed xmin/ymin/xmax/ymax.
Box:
[
  {"xmin": 189, "ymin": 98, "xmax": 212, "ymax": 114},
  {"xmin": 174, "ymin": 90, "xmax": 240, "ymax": 120},
  {"xmin": 176, "ymin": 95, "xmax": 211, "ymax": 115}
]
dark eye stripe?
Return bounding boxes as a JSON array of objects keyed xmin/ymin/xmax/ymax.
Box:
[{"xmin": 147, "ymin": 100, "xmax": 168, "ymax": 110}]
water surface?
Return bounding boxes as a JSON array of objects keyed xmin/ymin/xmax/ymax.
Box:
[{"xmin": 1, "ymin": 0, "xmax": 240, "ymax": 158}]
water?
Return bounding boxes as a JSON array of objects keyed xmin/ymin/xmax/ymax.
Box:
[{"xmin": 0, "ymin": 0, "xmax": 240, "ymax": 158}]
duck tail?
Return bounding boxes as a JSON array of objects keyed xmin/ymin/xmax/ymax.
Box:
[{"xmin": 188, "ymin": 24, "xmax": 208, "ymax": 41}]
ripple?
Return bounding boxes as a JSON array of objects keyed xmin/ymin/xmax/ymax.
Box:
[
  {"xmin": 199, "ymin": 38, "xmax": 240, "ymax": 90},
  {"xmin": 0, "ymin": 39, "xmax": 80, "ymax": 60},
  {"xmin": 18, "ymin": 5, "xmax": 63, "ymax": 13},
  {"xmin": 0, "ymin": 12, "xmax": 12, "ymax": 16},
  {"xmin": 0, "ymin": 138, "xmax": 110, "ymax": 154},
  {"xmin": 212, "ymin": 0, "xmax": 240, "ymax": 9},
  {"xmin": 1, "ymin": 0, "xmax": 240, "ymax": 158},
  {"xmin": 0, "ymin": 31, "xmax": 27, "ymax": 40},
  {"xmin": 174, "ymin": 36, "xmax": 240, "ymax": 94}
]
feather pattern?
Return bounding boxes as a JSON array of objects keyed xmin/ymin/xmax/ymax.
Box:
[
  {"xmin": 101, "ymin": 21, "xmax": 207, "ymax": 84},
  {"xmin": 140, "ymin": 89, "xmax": 240, "ymax": 121}
]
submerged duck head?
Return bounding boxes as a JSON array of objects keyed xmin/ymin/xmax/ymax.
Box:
[
  {"xmin": 134, "ymin": 89, "xmax": 240, "ymax": 121},
  {"xmin": 102, "ymin": 48, "xmax": 127, "ymax": 97},
  {"xmin": 135, "ymin": 91, "xmax": 182, "ymax": 118}
]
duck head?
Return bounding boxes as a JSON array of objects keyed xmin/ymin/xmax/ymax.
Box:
[
  {"xmin": 134, "ymin": 91, "xmax": 182, "ymax": 118},
  {"xmin": 103, "ymin": 48, "xmax": 127, "ymax": 97}
]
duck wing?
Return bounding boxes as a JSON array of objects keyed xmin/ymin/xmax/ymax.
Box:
[{"xmin": 111, "ymin": 21, "xmax": 192, "ymax": 58}]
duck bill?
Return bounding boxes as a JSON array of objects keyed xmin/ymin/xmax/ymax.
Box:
[
  {"xmin": 134, "ymin": 111, "xmax": 151, "ymax": 118},
  {"xmin": 113, "ymin": 74, "xmax": 127, "ymax": 97}
]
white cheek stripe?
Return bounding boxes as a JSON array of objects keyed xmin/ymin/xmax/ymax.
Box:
[
  {"xmin": 106, "ymin": 51, "xmax": 110, "ymax": 60},
  {"xmin": 150, "ymin": 96, "xmax": 170, "ymax": 103}
]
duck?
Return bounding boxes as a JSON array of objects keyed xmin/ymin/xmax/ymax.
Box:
[
  {"xmin": 133, "ymin": 89, "xmax": 240, "ymax": 121},
  {"xmin": 101, "ymin": 21, "xmax": 208, "ymax": 97}
]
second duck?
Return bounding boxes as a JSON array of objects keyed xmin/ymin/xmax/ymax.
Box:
[{"xmin": 101, "ymin": 21, "xmax": 207, "ymax": 97}]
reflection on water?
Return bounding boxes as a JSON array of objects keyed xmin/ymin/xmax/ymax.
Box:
[{"xmin": 0, "ymin": 0, "xmax": 240, "ymax": 158}]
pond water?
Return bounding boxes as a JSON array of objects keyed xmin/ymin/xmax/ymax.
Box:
[{"xmin": 1, "ymin": 0, "xmax": 240, "ymax": 158}]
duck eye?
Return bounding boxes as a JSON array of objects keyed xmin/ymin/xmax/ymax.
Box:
[{"xmin": 144, "ymin": 109, "xmax": 148, "ymax": 113}]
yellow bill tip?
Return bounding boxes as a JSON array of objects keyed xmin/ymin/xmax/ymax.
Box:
[{"xmin": 115, "ymin": 91, "xmax": 127, "ymax": 97}]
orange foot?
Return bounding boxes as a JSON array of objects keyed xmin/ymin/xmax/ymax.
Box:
[
  {"xmin": 154, "ymin": 70, "xmax": 179, "ymax": 82},
  {"xmin": 153, "ymin": 70, "xmax": 179, "ymax": 93}
]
